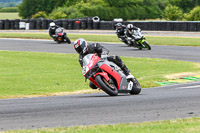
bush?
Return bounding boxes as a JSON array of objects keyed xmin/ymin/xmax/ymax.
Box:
[
  {"xmin": 49, "ymin": 11, "xmax": 67, "ymax": 19},
  {"xmin": 32, "ymin": 11, "xmax": 48, "ymax": 19},
  {"xmin": 185, "ymin": 6, "xmax": 200, "ymax": 21},
  {"xmin": 163, "ymin": 4, "xmax": 183, "ymax": 20}
]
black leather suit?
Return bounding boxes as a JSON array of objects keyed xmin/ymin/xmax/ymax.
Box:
[{"xmin": 49, "ymin": 25, "xmax": 71, "ymax": 44}]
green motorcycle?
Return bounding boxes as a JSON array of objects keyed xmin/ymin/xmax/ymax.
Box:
[{"xmin": 121, "ymin": 29, "xmax": 151, "ymax": 50}]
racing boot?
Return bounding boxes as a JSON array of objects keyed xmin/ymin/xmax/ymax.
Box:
[
  {"xmin": 126, "ymin": 73, "xmax": 135, "ymax": 80},
  {"xmin": 121, "ymin": 65, "xmax": 135, "ymax": 80},
  {"xmin": 121, "ymin": 64, "xmax": 130, "ymax": 75}
]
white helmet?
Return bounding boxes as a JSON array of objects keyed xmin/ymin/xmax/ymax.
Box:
[
  {"xmin": 50, "ymin": 22, "xmax": 55, "ymax": 27},
  {"xmin": 127, "ymin": 24, "xmax": 134, "ymax": 34}
]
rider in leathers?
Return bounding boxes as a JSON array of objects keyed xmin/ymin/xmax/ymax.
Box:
[
  {"xmin": 115, "ymin": 23, "xmax": 126, "ymax": 42},
  {"xmin": 49, "ymin": 22, "xmax": 71, "ymax": 44},
  {"xmin": 125, "ymin": 24, "xmax": 140, "ymax": 39},
  {"xmin": 73, "ymin": 38, "xmax": 134, "ymax": 89}
]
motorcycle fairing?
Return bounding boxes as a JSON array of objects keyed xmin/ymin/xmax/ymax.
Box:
[
  {"xmin": 83, "ymin": 54, "xmax": 101, "ymax": 77},
  {"xmin": 98, "ymin": 63, "xmax": 121, "ymax": 89},
  {"xmin": 89, "ymin": 77, "xmax": 100, "ymax": 88},
  {"xmin": 94, "ymin": 72, "xmax": 109, "ymax": 81},
  {"xmin": 99, "ymin": 62, "xmax": 130, "ymax": 91}
]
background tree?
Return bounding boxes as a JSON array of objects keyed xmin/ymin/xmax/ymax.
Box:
[
  {"xmin": 32, "ymin": 11, "xmax": 48, "ymax": 19},
  {"xmin": 17, "ymin": 0, "xmax": 200, "ymax": 20},
  {"xmin": 18, "ymin": 0, "xmax": 66, "ymax": 19},
  {"xmin": 18, "ymin": 0, "xmax": 38, "ymax": 19},
  {"xmin": 169, "ymin": 0, "xmax": 200, "ymax": 13},
  {"xmin": 185, "ymin": 6, "xmax": 200, "ymax": 21},
  {"xmin": 163, "ymin": 4, "xmax": 183, "ymax": 20}
]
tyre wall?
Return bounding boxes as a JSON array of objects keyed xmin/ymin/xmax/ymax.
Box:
[{"xmin": 0, "ymin": 18, "xmax": 200, "ymax": 31}]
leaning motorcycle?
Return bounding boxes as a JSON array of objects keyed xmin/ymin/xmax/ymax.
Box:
[
  {"xmin": 119, "ymin": 29, "xmax": 151, "ymax": 50},
  {"xmin": 82, "ymin": 53, "xmax": 141, "ymax": 96},
  {"xmin": 54, "ymin": 27, "xmax": 70, "ymax": 44}
]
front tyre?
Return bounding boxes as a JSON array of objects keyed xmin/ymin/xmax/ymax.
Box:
[
  {"xmin": 143, "ymin": 41, "xmax": 151, "ymax": 50},
  {"xmin": 95, "ymin": 75, "xmax": 118, "ymax": 96},
  {"xmin": 129, "ymin": 78, "xmax": 141, "ymax": 95}
]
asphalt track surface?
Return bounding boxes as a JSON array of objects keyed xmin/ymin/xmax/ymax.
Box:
[{"xmin": 0, "ymin": 37, "xmax": 200, "ymax": 131}]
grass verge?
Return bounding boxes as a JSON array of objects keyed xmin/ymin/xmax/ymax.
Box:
[
  {"xmin": 1, "ymin": 51, "xmax": 200, "ymax": 99},
  {"xmin": 0, "ymin": 13, "xmax": 20, "ymax": 19},
  {"xmin": 3, "ymin": 117, "xmax": 200, "ymax": 133},
  {"xmin": 0, "ymin": 32, "xmax": 200, "ymax": 46}
]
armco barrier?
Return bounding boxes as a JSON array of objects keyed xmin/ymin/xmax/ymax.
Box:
[{"xmin": 0, "ymin": 18, "xmax": 200, "ymax": 31}]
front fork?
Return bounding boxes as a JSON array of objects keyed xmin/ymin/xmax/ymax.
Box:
[{"xmin": 89, "ymin": 72, "xmax": 110, "ymax": 88}]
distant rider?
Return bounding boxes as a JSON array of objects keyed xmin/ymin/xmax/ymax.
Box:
[
  {"xmin": 125, "ymin": 24, "xmax": 140, "ymax": 39},
  {"xmin": 115, "ymin": 23, "xmax": 126, "ymax": 42},
  {"xmin": 73, "ymin": 38, "xmax": 134, "ymax": 89},
  {"xmin": 48, "ymin": 22, "xmax": 71, "ymax": 44}
]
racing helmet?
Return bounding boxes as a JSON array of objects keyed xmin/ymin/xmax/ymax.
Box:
[
  {"xmin": 74, "ymin": 38, "xmax": 88, "ymax": 54},
  {"xmin": 116, "ymin": 23, "xmax": 122, "ymax": 29},
  {"xmin": 49, "ymin": 22, "xmax": 56, "ymax": 29},
  {"xmin": 127, "ymin": 24, "xmax": 134, "ymax": 34}
]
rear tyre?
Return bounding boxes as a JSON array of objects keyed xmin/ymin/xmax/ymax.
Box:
[
  {"xmin": 129, "ymin": 78, "xmax": 141, "ymax": 95},
  {"xmin": 143, "ymin": 41, "xmax": 151, "ymax": 50},
  {"xmin": 95, "ymin": 75, "xmax": 118, "ymax": 96},
  {"xmin": 57, "ymin": 41, "xmax": 61, "ymax": 44}
]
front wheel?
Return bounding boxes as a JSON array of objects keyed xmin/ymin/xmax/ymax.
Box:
[
  {"xmin": 95, "ymin": 75, "xmax": 118, "ymax": 96},
  {"xmin": 143, "ymin": 41, "xmax": 151, "ymax": 50},
  {"xmin": 129, "ymin": 78, "xmax": 141, "ymax": 95}
]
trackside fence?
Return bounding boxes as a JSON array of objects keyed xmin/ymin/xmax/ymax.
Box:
[{"xmin": 0, "ymin": 18, "xmax": 200, "ymax": 31}]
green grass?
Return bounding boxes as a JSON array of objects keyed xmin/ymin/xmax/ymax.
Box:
[
  {"xmin": 0, "ymin": 32, "xmax": 200, "ymax": 47},
  {"xmin": 0, "ymin": 12, "xmax": 20, "ymax": 19},
  {"xmin": 3, "ymin": 117, "xmax": 200, "ymax": 133},
  {"xmin": 147, "ymin": 36, "xmax": 200, "ymax": 46},
  {"xmin": 1, "ymin": 51, "xmax": 200, "ymax": 99}
]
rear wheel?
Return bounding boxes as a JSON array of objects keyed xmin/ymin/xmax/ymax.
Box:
[
  {"xmin": 95, "ymin": 75, "xmax": 118, "ymax": 96},
  {"xmin": 57, "ymin": 37, "xmax": 62, "ymax": 44},
  {"xmin": 143, "ymin": 41, "xmax": 151, "ymax": 50},
  {"xmin": 129, "ymin": 78, "xmax": 141, "ymax": 95}
]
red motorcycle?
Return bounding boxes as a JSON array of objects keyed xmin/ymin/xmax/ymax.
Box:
[{"xmin": 82, "ymin": 53, "xmax": 141, "ymax": 96}]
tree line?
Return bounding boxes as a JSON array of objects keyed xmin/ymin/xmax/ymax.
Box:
[{"xmin": 18, "ymin": 0, "xmax": 200, "ymax": 21}]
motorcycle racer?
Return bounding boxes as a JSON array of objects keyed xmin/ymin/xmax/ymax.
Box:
[
  {"xmin": 125, "ymin": 24, "xmax": 140, "ymax": 39},
  {"xmin": 115, "ymin": 23, "xmax": 126, "ymax": 42},
  {"xmin": 73, "ymin": 38, "xmax": 135, "ymax": 85},
  {"xmin": 48, "ymin": 22, "xmax": 71, "ymax": 44}
]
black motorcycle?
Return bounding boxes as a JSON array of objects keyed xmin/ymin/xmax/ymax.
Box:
[{"xmin": 54, "ymin": 27, "xmax": 71, "ymax": 44}]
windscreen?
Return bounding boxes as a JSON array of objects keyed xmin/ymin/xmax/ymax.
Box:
[{"xmin": 82, "ymin": 54, "xmax": 94, "ymax": 66}]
